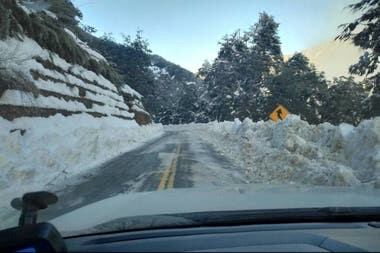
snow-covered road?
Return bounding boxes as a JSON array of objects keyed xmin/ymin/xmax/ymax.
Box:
[
  {"xmin": 41, "ymin": 127, "xmax": 247, "ymax": 220},
  {"xmin": 3, "ymin": 115, "xmax": 378, "ymax": 225}
]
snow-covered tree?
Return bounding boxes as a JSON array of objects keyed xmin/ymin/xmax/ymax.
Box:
[
  {"xmin": 322, "ymin": 76, "xmax": 367, "ymax": 125},
  {"xmin": 197, "ymin": 60, "xmax": 212, "ymax": 80},
  {"xmin": 237, "ymin": 12, "xmax": 284, "ymax": 121},
  {"xmin": 202, "ymin": 13, "xmax": 286, "ymax": 122},
  {"xmin": 246, "ymin": 12, "xmax": 283, "ymax": 76},
  {"xmin": 337, "ymin": 0, "xmax": 380, "ymax": 118},
  {"xmin": 361, "ymin": 76, "xmax": 380, "ymax": 118},
  {"xmin": 269, "ymin": 53, "xmax": 328, "ymax": 124},
  {"xmin": 204, "ymin": 31, "xmax": 249, "ymax": 121}
]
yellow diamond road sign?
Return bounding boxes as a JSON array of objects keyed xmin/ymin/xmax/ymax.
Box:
[{"xmin": 269, "ymin": 104, "xmax": 289, "ymax": 122}]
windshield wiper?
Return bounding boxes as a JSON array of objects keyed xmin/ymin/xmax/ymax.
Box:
[
  {"xmin": 179, "ymin": 206, "xmax": 380, "ymax": 226},
  {"xmin": 66, "ymin": 206, "xmax": 380, "ymax": 238},
  {"xmin": 63, "ymin": 214, "xmax": 201, "ymax": 237}
]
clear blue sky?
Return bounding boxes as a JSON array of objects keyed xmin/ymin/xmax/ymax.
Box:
[{"xmin": 72, "ymin": 0, "xmax": 355, "ymax": 72}]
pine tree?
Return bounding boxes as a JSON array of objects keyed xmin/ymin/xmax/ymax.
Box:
[
  {"xmin": 121, "ymin": 30, "xmax": 153, "ymax": 96},
  {"xmin": 337, "ymin": 0, "xmax": 380, "ymax": 77},
  {"xmin": 49, "ymin": 0, "xmax": 83, "ymax": 26},
  {"xmin": 337, "ymin": 0, "xmax": 380, "ymax": 118},
  {"xmin": 81, "ymin": 24, "xmax": 97, "ymax": 34},
  {"xmin": 361, "ymin": 75, "xmax": 380, "ymax": 118},
  {"xmin": 246, "ymin": 12, "xmax": 283, "ymax": 76},
  {"xmin": 197, "ymin": 60, "xmax": 212, "ymax": 80},
  {"xmin": 322, "ymin": 76, "xmax": 367, "ymax": 125},
  {"xmin": 238, "ymin": 12, "xmax": 283, "ymax": 121},
  {"xmin": 205, "ymin": 30, "xmax": 249, "ymax": 121},
  {"xmin": 176, "ymin": 82, "xmax": 201, "ymax": 123}
]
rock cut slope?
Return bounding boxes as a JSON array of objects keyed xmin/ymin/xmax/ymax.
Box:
[
  {"xmin": 0, "ymin": 0, "xmax": 163, "ymax": 211},
  {"xmin": 0, "ymin": 0, "xmax": 151, "ymax": 124},
  {"xmin": 0, "ymin": 37, "xmax": 141, "ymax": 121}
]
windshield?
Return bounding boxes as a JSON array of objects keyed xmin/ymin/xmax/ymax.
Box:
[{"xmin": 0, "ymin": 0, "xmax": 379, "ymax": 237}]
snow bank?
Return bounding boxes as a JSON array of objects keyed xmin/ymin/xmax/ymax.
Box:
[
  {"xmin": 0, "ymin": 114, "xmax": 163, "ymax": 208},
  {"xmin": 196, "ymin": 115, "xmax": 380, "ymax": 187}
]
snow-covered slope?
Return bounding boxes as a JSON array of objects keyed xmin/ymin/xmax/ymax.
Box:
[
  {"xmin": 183, "ymin": 115, "xmax": 380, "ymax": 187},
  {"xmin": 0, "ymin": 36, "xmax": 149, "ymax": 121},
  {"xmin": 0, "ymin": 35, "xmax": 163, "ymax": 208},
  {"xmin": 0, "ymin": 1, "xmax": 162, "ymax": 209}
]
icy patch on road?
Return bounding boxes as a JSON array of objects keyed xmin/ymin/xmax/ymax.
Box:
[
  {"xmin": 189, "ymin": 115, "xmax": 380, "ymax": 187},
  {"xmin": 0, "ymin": 114, "xmax": 163, "ymax": 209},
  {"xmin": 161, "ymin": 128, "xmax": 248, "ymax": 187},
  {"xmin": 185, "ymin": 141, "xmax": 248, "ymax": 187}
]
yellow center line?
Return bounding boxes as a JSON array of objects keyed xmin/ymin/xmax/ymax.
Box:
[
  {"xmin": 167, "ymin": 145, "xmax": 181, "ymax": 189},
  {"xmin": 157, "ymin": 144, "xmax": 181, "ymax": 191}
]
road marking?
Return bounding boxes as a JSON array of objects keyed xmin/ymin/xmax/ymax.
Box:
[{"xmin": 157, "ymin": 144, "xmax": 181, "ymax": 190}]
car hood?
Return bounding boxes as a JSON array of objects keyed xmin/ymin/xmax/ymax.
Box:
[{"xmin": 50, "ymin": 184, "xmax": 380, "ymax": 234}]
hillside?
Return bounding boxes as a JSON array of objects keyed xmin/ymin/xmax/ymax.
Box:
[
  {"xmin": 301, "ymin": 40, "xmax": 363, "ymax": 80},
  {"xmin": 0, "ymin": 0, "xmax": 151, "ymax": 124},
  {"xmin": 0, "ymin": 36, "xmax": 147, "ymax": 123},
  {"xmin": 148, "ymin": 55, "xmax": 204, "ymax": 124},
  {"xmin": 74, "ymin": 28, "xmax": 205, "ymax": 124}
]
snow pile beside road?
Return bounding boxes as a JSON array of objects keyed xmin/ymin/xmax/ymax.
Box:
[
  {"xmin": 198, "ymin": 115, "xmax": 380, "ymax": 187},
  {"xmin": 0, "ymin": 114, "xmax": 163, "ymax": 207}
]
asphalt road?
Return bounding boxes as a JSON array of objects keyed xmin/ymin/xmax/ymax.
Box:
[{"xmin": 41, "ymin": 128, "xmax": 246, "ymax": 220}]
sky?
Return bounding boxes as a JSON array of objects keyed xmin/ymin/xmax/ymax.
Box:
[{"xmin": 72, "ymin": 0, "xmax": 356, "ymax": 72}]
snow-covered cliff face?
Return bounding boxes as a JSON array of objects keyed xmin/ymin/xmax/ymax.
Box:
[
  {"xmin": 0, "ymin": 0, "xmax": 163, "ymax": 209},
  {"xmin": 0, "ymin": 0, "xmax": 151, "ymax": 125},
  {"xmin": 0, "ymin": 36, "xmax": 150, "ymax": 124}
]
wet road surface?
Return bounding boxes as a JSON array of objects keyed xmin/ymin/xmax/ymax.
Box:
[{"xmin": 41, "ymin": 128, "xmax": 246, "ymax": 219}]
